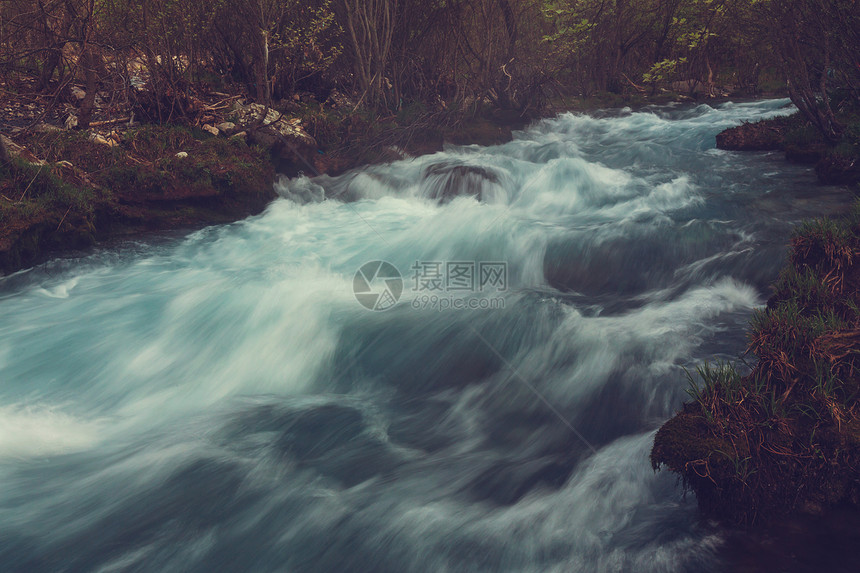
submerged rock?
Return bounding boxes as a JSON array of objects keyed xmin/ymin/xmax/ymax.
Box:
[
  {"xmin": 421, "ymin": 162, "xmax": 501, "ymax": 203},
  {"xmin": 716, "ymin": 118, "xmax": 790, "ymax": 151},
  {"xmin": 716, "ymin": 113, "xmax": 860, "ymax": 186}
]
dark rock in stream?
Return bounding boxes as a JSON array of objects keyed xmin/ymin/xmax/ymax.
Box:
[{"xmin": 422, "ymin": 163, "xmax": 500, "ymax": 203}]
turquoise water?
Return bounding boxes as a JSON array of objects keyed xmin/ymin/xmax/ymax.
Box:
[{"xmin": 0, "ymin": 100, "xmax": 854, "ymax": 571}]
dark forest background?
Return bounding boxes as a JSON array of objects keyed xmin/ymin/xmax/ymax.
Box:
[{"xmin": 1, "ymin": 1, "xmax": 858, "ymax": 141}]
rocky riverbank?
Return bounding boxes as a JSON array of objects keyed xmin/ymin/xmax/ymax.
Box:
[{"xmin": 716, "ymin": 110, "xmax": 860, "ymax": 186}]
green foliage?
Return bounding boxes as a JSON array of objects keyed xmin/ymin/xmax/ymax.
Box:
[
  {"xmin": 643, "ymin": 58, "xmax": 686, "ymax": 85},
  {"xmin": 0, "ymin": 157, "xmax": 103, "ymax": 229},
  {"xmin": 27, "ymin": 131, "xmax": 125, "ymax": 173},
  {"xmin": 122, "ymin": 126, "xmax": 198, "ymax": 162},
  {"xmin": 89, "ymin": 126, "xmax": 271, "ymax": 199},
  {"xmin": 4, "ymin": 0, "xmax": 858, "ymax": 122},
  {"xmin": 541, "ymin": 0, "xmax": 770, "ymax": 95},
  {"xmin": 269, "ymin": 0, "xmax": 342, "ymax": 84},
  {"xmin": 830, "ymin": 142, "xmax": 860, "ymax": 160},
  {"xmin": 396, "ymin": 100, "xmax": 428, "ymax": 125},
  {"xmin": 772, "ymin": 266, "xmax": 836, "ymax": 312},
  {"xmin": 685, "ymin": 360, "xmax": 745, "ymax": 411},
  {"xmin": 783, "ymin": 123, "xmax": 822, "ymax": 148},
  {"xmin": 790, "ymin": 216, "xmax": 854, "ymax": 270}
]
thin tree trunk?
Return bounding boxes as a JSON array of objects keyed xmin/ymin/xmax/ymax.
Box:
[
  {"xmin": 78, "ymin": 47, "xmax": 98, "ymax": 128},
  {"xmin": 773, "ymin": 1, "xmax": 843, "ymax": 143},
  {"xmin": 494, "ymin": 0, "xmax": 517, "ymax": 109},
  {"xmin": 254, "ymin": 31, "xmax": 270, "ymax": 104},
  {"xmin": 0, "ymin": 134, "xmax": 11, "ymax": 166},
  {"xmin": 342, "ymin": 0, "xmax": 393, "ymax": 108},
  {"xmin": 35, "ymin": 0, "xmax": 61, "ymax": 92}
]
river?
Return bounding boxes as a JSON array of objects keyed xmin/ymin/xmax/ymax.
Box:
[{"xmin": 0, "ymin": 99, "xmax": 855, "ymax": 572}]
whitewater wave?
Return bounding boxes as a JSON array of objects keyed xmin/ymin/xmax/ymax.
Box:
[{"xmin": 0, "ymin": 404, "xmax": 103, "ymax": 459}]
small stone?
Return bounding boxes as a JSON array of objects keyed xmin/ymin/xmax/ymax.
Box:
[
  {"xmin": 216, "ymin": 121, "xmax": 236, "ymax": 134},
  {"xmin": 229, "ymin": 131, "xmax": 247, "ymax": 141},
  {"xmin": 65, "ymin": 114, "xmax": 78, "ymax": 130},
  {"xmin": 88, "ymin": 133, "xmax": 117, "ymax": 147},
  {"xmin": 35, "ymin": 123, "xmax": 62, "ymax": 133},
  {"xmin": 70, "ymin": 86, "xmax": 86, "ymax": 100},
  {"xmin": 176, "ymin": 151, "xmax": 189, "ymax": 159},
  {"xmin": 202, "ymin": 124, "xmax": 219, "ymax": 136}
]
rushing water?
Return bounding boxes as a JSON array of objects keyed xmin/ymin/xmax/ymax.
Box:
[{"xmin": 0, "ymin": 100, "xmax": 855, "ymax": 572}]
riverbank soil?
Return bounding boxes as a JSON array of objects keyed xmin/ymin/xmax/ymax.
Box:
[{"xmin": 1, "ymin": 126, "xmax": 274, "ymax": 274}]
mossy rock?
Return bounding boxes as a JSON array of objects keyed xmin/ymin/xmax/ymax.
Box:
[
  {"xmin": 651, "ymin": 408, "xmax": 732, "ymax": 475},
  {"xmin": 716, "ymin": 119, "xmax": 788, "ymax": 151}
]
